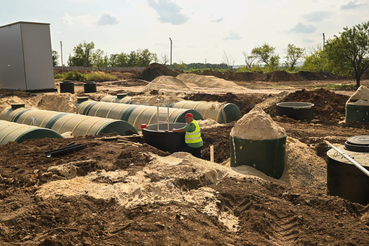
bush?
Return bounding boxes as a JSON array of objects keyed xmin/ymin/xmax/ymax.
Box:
[
  {"xmin": 64, "ymin": 70, "xmax": 87, "ymax": 82},
  {"xmin": 54, "ymin": 73, "xmax": 64, "ymax": 79},
  {"xmin": 86, "ymin": 72, "xmax": 118, "ymax": 82}
]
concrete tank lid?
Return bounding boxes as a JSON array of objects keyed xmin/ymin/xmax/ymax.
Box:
[{"xmin": 327, "ymin": 145, "xmax": 369, "ymax": 166}]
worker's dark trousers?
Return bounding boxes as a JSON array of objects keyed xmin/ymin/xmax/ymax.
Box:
[{"xmin": 182, "ymin": 145, "xmax": 202, "ymax": 158}]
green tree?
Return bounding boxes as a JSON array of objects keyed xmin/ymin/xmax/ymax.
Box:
[
  {"xmin": 68, "ymin": 41, "xmax": 95, "ymax": 67},
  {"xmin": 325, "ymin": 21, "xmax": 369, "ymax": 87},
  {"xmin": 137, "ymin": 49, "xmax": 158, "ymax": 67},
  {"xmin": 252, "ymin": 43, "xmax": 280, "ymax": 72},
  {"xmin": 242, "ymin": 51, "xmax": 257, "ymax": 70},
  {"xmin": 301, "ymin": 47, "xmax": 324, "ymax": 72},
  {"xmin": 91, "ymin": 49, "xmax": 108, "ymax": 67},
  {"xmin": 52, "ymin": 50, "xmax": 59, "ymax": 66},
  {"xmin": 109, "ymin": 53, "xmax": 129, "ymax": 67},
  {"xmin": 285, "ymin": 44, "xmax": 305, "ymax": 71}
]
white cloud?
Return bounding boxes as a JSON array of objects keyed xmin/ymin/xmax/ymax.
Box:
[
  {"xmin": 211, "ymin": 17, "xmax": 223, "ymax": 23},
  {"xmin": 61, "ymin": 12, "xmax": 74, "ymax": 25},
  {"xmin": 223, "ymin": 31, "xmax": 242, "ymax": 41},
  {"xmin": 340, "ymin": 1, "xmax": 366, "ymax": 10},
  {"xmin": 147, "ymin": 0, "xmax": 188, "ymax": 25},
  {"xmin": 302, "ymin": 11, "xmax": 333, "ymax": 22},
  {"xmin": 289, "ymin": 23, "xmax": 316, "ymax": 33},
  {"xmin": 75, "ymin": 15, "xmax": 98, "ymax": 26},
  {"xmin": 97, "ymin": 13, "xmax": 119, "ymax": 26}
]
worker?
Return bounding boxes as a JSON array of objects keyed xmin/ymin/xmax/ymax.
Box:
[{"xmin": 172, "ymin": 113, "xmax": 203, "ymax": 158}]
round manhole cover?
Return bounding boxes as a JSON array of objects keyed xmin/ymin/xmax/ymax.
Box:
[{"xmin": 345, "ymin": 135, "xmax": 369, "ymax": 152}]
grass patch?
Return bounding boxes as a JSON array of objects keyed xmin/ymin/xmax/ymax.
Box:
[
  {"xmin": 86, "ymin": 72, "xmax": 118, "ymax": 82},
  {"xmin": 54, "ymin": 70, "xmax": 118, "ymax": 82},
  {"xmin": 312, "ymin": 84, "xmax": 357, "ymax": 90}
]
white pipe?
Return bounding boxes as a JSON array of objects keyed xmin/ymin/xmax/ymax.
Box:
[
  {"xmin": 167, "ymin": 98, "xmax": 170, "ymax": 131},
  {"xmin": 156, "ymin": 98, "xmax": 160, "ymax": 131},
  {"xmin": 326, "ymin": 140, "xmax": 369, "ymax": 177}
]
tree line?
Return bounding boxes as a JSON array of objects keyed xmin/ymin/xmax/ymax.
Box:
[
  {"xmin": 53, "ymin": 42, "xmax": 158, "ymax": 68},
  {"xmin": 53, "ymin": 21, "xmax": 369, "ymax": 87}
]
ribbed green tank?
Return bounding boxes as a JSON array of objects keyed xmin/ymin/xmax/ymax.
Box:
[
  {"xmin": 0, "ymin": 120, "xmax": 63, "ymax": 145},
  {"xmin": 76, "ymin": 100, "xmax": 203, "ymax": 131},
  {"xmin": 0, "ymin": 107, "xmax": 137, "ymax": 137}
]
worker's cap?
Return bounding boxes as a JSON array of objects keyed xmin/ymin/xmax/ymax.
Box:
[{"xmin": 184, "ymin": 113, "xmax": 193, "ymax": 118}]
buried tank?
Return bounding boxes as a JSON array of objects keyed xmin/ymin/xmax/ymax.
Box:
[
  {"xmin": 326, "ymin": 135, "xmax": 369, "ymax": 205},
  {"xmin": 100, "ymin": 93, "xmax": 131, "ymax": 104},
  {"xmin": 0, "ymin": 104, "xmax": 137, "ymax": 137},
  {"xmin": 142, "ymin": 123, "xmax": 186, "ymax": 153},
  {"xmin": 276, "ymin": 102, "xmax": 315, "ymax": 121},
  {"xmin": 345, "ymin": 85, "xmax": 369, "ymax": 123},
  {"xmin": 0, "ymin": 120, "xmax": 63, "ymax": 145},
  {"xmin": 75, "ymin": 98, "xmax": 203, "ymax": 131},
  {"xmin": 230, "ymin": 106, "xmax": 287, "ymax": 179}
]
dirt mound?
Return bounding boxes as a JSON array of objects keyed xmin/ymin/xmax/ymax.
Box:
[
  {"xmin": 265, "ymin": 88, "xmax": 349, "ymax": 124},
  {"xmin": 194, "ymin": 70, "xmax": 341, "ymax": 82},
  {"xmin": 177, "ymin": 73, "xmax": 245, "ymax": 90},
  {"xmin": 142, "ymin": 76, "xmax": 190, "ymax": 93},
  {"xmin": 135, "ymin": 63, "xmax": 180, "ymax": 81}
]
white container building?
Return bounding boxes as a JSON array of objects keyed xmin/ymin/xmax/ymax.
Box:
[{"xmin": 0, "ymin": 21, "xmax": 56, "ymax": 91}]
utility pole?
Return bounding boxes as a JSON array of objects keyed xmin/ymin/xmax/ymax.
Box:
[
  {"xmin": 169, "ymin": 37, "xmax": 172, "ymax": 66},
  {"xmin": 322, "ymin": 33, "xmax": 325, "ymax": 72},
  {"xmin": 60, "ymin": 41, "xmax": 64, "ymax": 71}
]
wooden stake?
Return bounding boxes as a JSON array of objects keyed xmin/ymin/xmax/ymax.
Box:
[{"xmin": 210, "ymin": 145, "xmax": 214, "ymax": 162}]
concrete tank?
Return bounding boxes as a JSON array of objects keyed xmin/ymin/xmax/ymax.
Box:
[
  {"xmin": 326, "ymin": 135, "xmax": 369, "ymax": 205},
  {"xmin": 0, "ymin": 106, "xmax": 137, "ymax": 137},
  {"xmin": 76, "ymin": 100, "xmax": 203, "ymax": 131},
  {"xmin": 0, "ymin": 120, "xmax": 63, "ymax": 145},
  {"xmin": 142, "ymin": 123, "xmax": 186, "ymax": 153},
  {"xmin": 276, "ymin": 102, "xmax": 315, "ymax": 121}
]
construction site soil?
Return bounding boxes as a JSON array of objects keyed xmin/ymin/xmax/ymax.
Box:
[{"xmin": 1, "ymin": 64, "xmax": 369, "ymax": 245}]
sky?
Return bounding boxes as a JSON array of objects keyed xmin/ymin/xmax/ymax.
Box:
[{"xmin": 1, "ymin": 0, "xmax": 368, "ymax": 66}]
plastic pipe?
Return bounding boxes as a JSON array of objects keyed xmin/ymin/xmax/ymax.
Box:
[
  {"xmin": 167, "ymin": 98, "xmax": 170, "ymax": 131},
  {"xmin": 325, "ymin": 140, "xmax": 369, "ymax": 177},
  {"xmin": 156, "ymin": 98, "xmax": 160, "ymax": 131}
]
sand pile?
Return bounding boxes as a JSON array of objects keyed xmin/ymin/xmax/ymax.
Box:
[
  {"xmin": 197, "ymin": 118, "xmax": 221, "ymax": 129},
  {"xmin": 142, "ymin": 76, "xmax": 190, "ymax": 93},
  {"xmin": 347, "ymin": 85, "xmax": 369, "ymax": 105},
  {"xmin": 177, "ymin": 73, "xmax": 245, "ymax": 91},
  {"xmin": 230, "ymin": 106, "xmax": 286, "ymax": 140},
  {"xmin": 36, "ymin": 152, "xmax": 260, "ymax": 232},
  {"xmin": 129, "ymin": 95, "xmax": 184, "ymax": 106},
  {"xmin": 0, "ymin": 93, "xmax": 77, "ymax": 114}
]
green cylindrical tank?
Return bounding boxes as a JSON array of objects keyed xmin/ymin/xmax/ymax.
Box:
[
  {"xmin": 171, "ymin": 100, "xmax": 242, "ymax": 123},
  {"xmin": 100, "ymin": 93, "xmax": 132, "ymax": 104},
  {"xmin": 230, "ymin": 135, "xmax": 286, "ymax": 179},
  {"xmin": 345, "ymin": 86, "xmax": 369, "ymax": 123},
  {"xmin": 345, "ymin": 102, "xmax": 369, "ymax": 123},
  {"xmin": 76, "ymin": 100, "xmax": 203, "ymax": 131},
  {"xmin": 0, "ymin": 120, "xmax": 63, "ymax": 145},
  {"xmin": 0, "ymin": 106, "xmax": 137, "ymax": 137}
]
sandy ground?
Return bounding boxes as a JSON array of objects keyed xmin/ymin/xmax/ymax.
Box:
[{"xmin": 0, "ymin": 75, "xmax": 369, "ymax": 245}]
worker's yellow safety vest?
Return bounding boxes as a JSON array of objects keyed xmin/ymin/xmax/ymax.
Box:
[{"xmin": 185, "ymin": 120, "xmax": 203, "ymax": 144}]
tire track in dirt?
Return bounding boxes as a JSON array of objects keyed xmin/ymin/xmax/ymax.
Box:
[{"xmin": 269, "ymin": 211, "xmax": 300, "ymax": 245}]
